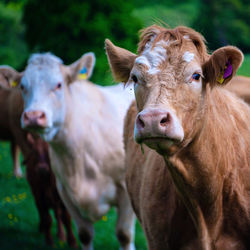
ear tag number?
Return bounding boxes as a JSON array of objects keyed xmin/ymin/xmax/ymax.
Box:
[
  {"xmin": 217, "ymin": 60, "xmax": 232, "ymax": 84},
  {"xmin": 78, "ymin": 67, "xmax": 88, "ymax": 80}
]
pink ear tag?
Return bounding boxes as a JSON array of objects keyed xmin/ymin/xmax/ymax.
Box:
[
  {"xmin": 223, "ymin": 60, "xmax": 233, "ymax": 79},
  {"xmin": 217, "ymin": 60, "xmax": 233, "ymax": 84}
]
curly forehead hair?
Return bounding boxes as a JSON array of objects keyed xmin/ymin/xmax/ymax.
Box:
[{"xmin": 138, "ymin": 25, "xmax": 209, "ymax": 63}]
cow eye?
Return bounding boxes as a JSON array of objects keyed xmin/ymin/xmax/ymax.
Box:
[
  {"xmin": 192, "ymin": 73, "xmax": 201, "ymax": 81},
  {"xmin": 131, "ymin": 74, "xmax": 138, "ymax": 83},
  {"xmin": 55, "ymin": 82, "xmax": 62, "ymax": 90},
  {"xmin": 20, "ymin": 84, "xmax": 25, "ymax": 91}
]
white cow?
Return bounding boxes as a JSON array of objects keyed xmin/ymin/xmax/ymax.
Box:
[{"xmin": 2, "ymin": 52, "xmax": 135, "ymax": 250}]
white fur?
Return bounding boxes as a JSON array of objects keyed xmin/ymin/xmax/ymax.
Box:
[
  {"xmin": 135, "ymin": 56, "xmax": 151, "ymax": 68},
  {"xmin": 21, "ymin": 53, "xmax": 136, "ymax": 249},
  {"xmin": 183, "ymin": 51, "xmax": 194, "ymax": 62},
  {"xmin": 141, "ymin": 39, "xmax": 168, "ymax": 75}
]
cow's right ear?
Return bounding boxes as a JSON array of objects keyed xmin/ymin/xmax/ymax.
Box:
[
  {"xmin": 0, "ymin": 66, "xmax": 22, "ymax": 89},
  {"xmin": 105, "ymin": 39, "xmax": 136, "ymax": 83}
]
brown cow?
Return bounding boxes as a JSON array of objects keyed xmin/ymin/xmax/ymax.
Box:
[
  {"xmin": 106, "ymin": 25, "xmax": 250, "ymax": 250},
  {"xmin": 0, "ymin": 67, "xmax": 77, "ymax": 247},
  {"xmin": 23, "ymin": 133, "xmax": 77, "ymax": 247},
  {"xmin": 0, "ymin": 66, "xmax": 23, "ymax": 177}
]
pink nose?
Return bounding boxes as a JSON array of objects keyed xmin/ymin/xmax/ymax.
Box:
[
  {"xmin": 134, "ymin": 108, "xmax": 184, "ymax": 143},
  {"xmin": 22, "ymin": 110, "xmax": 47, "ymax": 128}
]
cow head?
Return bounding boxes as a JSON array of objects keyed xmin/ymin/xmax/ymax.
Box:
[
  {"xmin": 15, "ymin": 52, "xmax": 95, "ymax": 141},
  {"xmin": 106, "ymin": 25, "xmax": 243, "ymax": 155}
]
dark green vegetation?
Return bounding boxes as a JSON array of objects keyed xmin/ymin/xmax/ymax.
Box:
[
  {"xmin": 0, "ymin": 0, "xmax": 250, "ymax": 249},
  {"xmin": 194, "ymin": 0, "xmax": 250, "ymax": 53},
  {"xmin": 1, "ymin": 0, "xmax": 250, "ymax": 83}
]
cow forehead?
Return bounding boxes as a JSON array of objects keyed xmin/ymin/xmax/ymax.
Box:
[
  {"xmin": 135, "ymin": 37, "xmax": 199, "ymax": 77},
  {"xmin": 24, "ymin": 63, "xmax": 63, "ymax": 86}
]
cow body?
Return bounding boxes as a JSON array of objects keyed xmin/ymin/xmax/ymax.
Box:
[
  {"xmin": 18, "ymin": 53, "xmax": 135, "ymax": 250},
  {"xmin": 124, "ymin": 101, "xmax": 196, "ymax": 249},
  {"xmin": 106, "ymin": 25, "xmax": 250, "ymax": 249},
  {"xmin": 0, "ymin": 69, "xmax": 76, "ymax": 247},
  {"xmin": 0, "ymin": 85, "xmax": 22, "ymax": 177},
  {"xmin": 24, "ymin": 134, "xmax": 77, "ymax": 247}
]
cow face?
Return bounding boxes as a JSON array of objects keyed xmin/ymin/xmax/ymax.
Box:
[
  {"xmin": 19, "ymin": 52, "xmax": 95, "ymax": 141},
  {"xmin": 106, "ymin": 26, "xmax": 243, "ymax": 155}
]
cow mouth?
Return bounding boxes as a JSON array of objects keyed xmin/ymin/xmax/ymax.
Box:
[
  {"xmin": 24, "ymin": 125, "xmax": 51, "ymax": 136},
  {"xmin": 137, "ymin": 136, "xmax": 181, "ymax": 155},
  {"xmin": 137, "ymin": 136, "xmax": 180, "ymax": 144}
]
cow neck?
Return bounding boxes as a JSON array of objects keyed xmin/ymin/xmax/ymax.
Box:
[
  {"xmin": 164, "ymin": 85, "xmax": 250, "ymax": 249},
  {"xmin": 49, "ymin": 81, "xmax": 108, "ymax": 179}
]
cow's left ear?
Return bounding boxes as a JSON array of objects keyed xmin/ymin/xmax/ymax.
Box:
[
  {"xmin": 202, "ymin": 46, "xmax": 243, "ymax": 87},
  {"xmin": 0, "ymin": 66, "xmax": 23, "ymax": 89},
  {"xmin": 66, "ymin": 52, "xmax": 96, "ymax": 83}
]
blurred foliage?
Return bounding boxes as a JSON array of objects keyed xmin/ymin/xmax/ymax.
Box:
[
  {"xmin": 0, "ymin": 1, "xmax": 28, "ymax": 70},
  {"xmin": 193, "ymin": 0, "xmax": 250, "ymax": 53},
  {"xmin": 0, "ymin": 0, "xmax": 250, "ymax": 82},
  {"xmin": 22, "ymin": 0, "xmax": 142, "ymax": 85},
  {"xmin": 133, "ymin": 1, "xmax": 199, "ymax": 28}
]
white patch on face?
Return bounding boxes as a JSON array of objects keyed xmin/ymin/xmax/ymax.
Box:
[
  {"xmin": 183, "ymin": 51, "xmax": 194, "ymax": 63},
  {"xmin": 135, "ymin": 56, "xmax": 151, "ymax": 68},
  {"xmin": 183, "ymin": 35, "xmax": 190, "ymax": 40},
  {"xmin": 139, "ymin": 39, "xmax": 169, "ymax": 75}
]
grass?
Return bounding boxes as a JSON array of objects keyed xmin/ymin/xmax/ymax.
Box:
[{"xmin": 0, "ymin": 142, "xmax": 147, "ymax": 250}]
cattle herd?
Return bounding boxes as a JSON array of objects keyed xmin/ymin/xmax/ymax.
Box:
[{"xmin": 0, "ymin": 25, "xmax": 250, "ymax": 250}]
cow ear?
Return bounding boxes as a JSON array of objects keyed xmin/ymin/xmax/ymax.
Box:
[
  {"xmin": 66, "ymin": 52, "xmax": 96, "ymax": 83},
  {"xmin": 105, "ymin": 39, "xmax": 136, "ymax": 83},
  {"xmin": 202, "ymin": 46, "xmax": 243, "ymax": 87},
  {"xmin": 0, "ymin": 66, "xmax": 22, "ymax": 89}
]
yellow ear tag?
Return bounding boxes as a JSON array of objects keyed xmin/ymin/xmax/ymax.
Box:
[
  {"xmin": 217, "ymin": 72, "xmax": 224, "ymax": 84},
  {"xmin": 77, "ymin": 67, "xmax": 87, "ymax": 80},
  {"xmin": 77, "ymin": 73, "xmax": 87, "ymax": 80},
  {"xmin": 216, "ymin": 61, "xmax": 232, "ymax": 85},
  {"xmin": 11, "ymin": 81, "xmax": 18, "ymax": 87}
]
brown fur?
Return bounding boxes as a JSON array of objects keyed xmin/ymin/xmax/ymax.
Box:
[
  {"xmin": 0, "ymin": 73, "xmax": 22, "ymax": 177},
  {"xmin": 124, "ymin": 101, "xmax": 197, "ymax": 250},
  {"xmin": 107, "ymin": 25, "xmax": 250, "ymax": 249},
  {"xmin": 138, "ymin": 25, "xmax": 208, "ymax": 63},
  {"xmin": 24, "ymin": 134, "xmax": 77, "ymax": 247}
]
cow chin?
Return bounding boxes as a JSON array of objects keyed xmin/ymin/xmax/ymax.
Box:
[
  {"xmin": 39, "ymin": 127, "xmax": 58, "ymax": 142},
  {"xmin": 140, "ymin": 137, "xmax": 181, "ymax": 156}
]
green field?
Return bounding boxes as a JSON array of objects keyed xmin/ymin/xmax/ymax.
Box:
[{"xmin": 0, "ymin": 141, "xmax": 147, "ymax": 249}]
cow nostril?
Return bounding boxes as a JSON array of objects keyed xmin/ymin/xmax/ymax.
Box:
[
  {"xmin": 24, "ymin": 112, "xmax": 29, "ymax": 120},
  {"xmin": 160, "ymin": 114, "xmax": 171, "ymax": 126},
  {"xmin": 39, "ymin": 112, "xmax": 45, "ymax": 119},
  {"xmin": 137, "ymin": 115, "xmax": 145, "ymax": 129}
]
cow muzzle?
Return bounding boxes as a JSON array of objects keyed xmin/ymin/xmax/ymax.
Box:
[
  {"xmin": 134, "ymin": 108, "xmax": 184, "ymax": 149},
  {"xmin": 22, "ymin": 110, "xmax": 48, "ymax": 130}
]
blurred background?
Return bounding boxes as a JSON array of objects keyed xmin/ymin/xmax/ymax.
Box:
[
  {"xmin": 0, "ymin": 0, "xmax": 250, "ymax": 249},
  {"xmin": 1, "ymin": 0, "xmax": 250, "ymax": 85}
]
